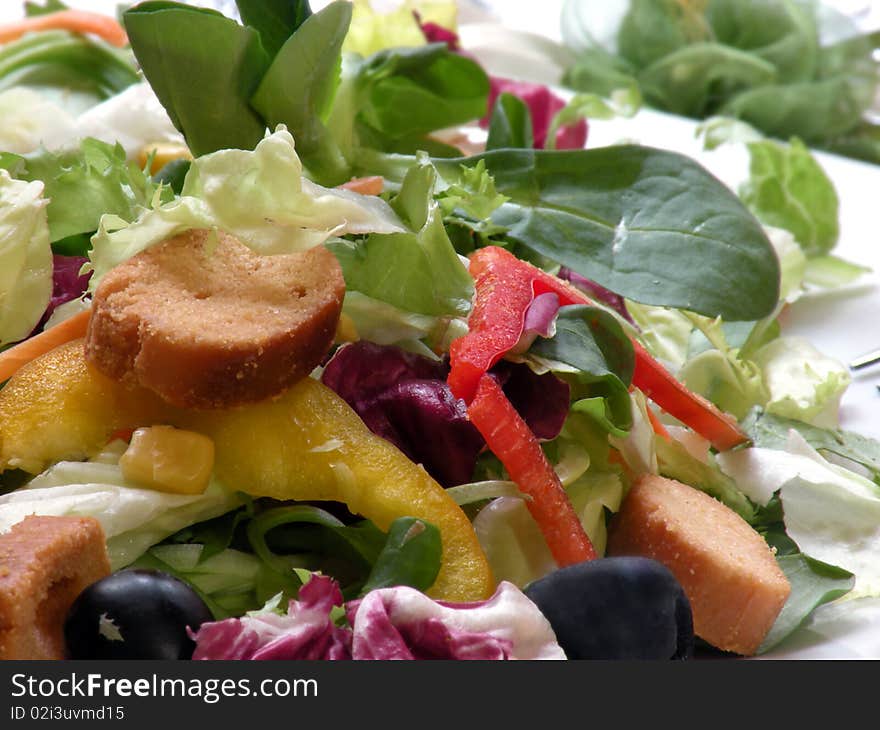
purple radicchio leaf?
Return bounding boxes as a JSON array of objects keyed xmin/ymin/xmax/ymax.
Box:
[
  {"xmin": 321, "ymin": 342, "xmax": 483, "ymax": 487},
  {"xmin": 190, "ymin": 574, "xmax": 352, "ymax": 660},
  {"xmin": 31, "ymin": 255, "xmax": 91, "ymax": 335},
  {"xmin": 320, "ymin": 342, "xmax": 570, "ymax": 487},
  {"xmin": 417, "ymin": 17, "xmax": 460, "ymax": 50},
  {"xmin": 490, "ymin": 360, "xmax": 570, "ymax": 441},
  {"xmin": 345, "ymin": 581, "xmax": 565, "ymax": 660},
  {"xmin": 557, "ymin": 267, "xmax": 634, "ymax": 324},
  {"xmin": 193, "ymin": 575, "xmax": 563, "ymax": 661}
]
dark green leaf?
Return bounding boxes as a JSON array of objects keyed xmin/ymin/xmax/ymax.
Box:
[
  {"xmin": 530, "ymin": 305, "xmax": 634, "ymax": 433},
  {"xmin": 360, "ymin": 517, "xmax": 442, "ymax": 594},
  {"xmin": 235, "ymin": 0, "xmax": 312, "ymax": 59},
  {"xmin": 758, "ymin": 552, "xmax": 854, "ymax": 654},
  {"xmin": 123, "ymin": 2, "xmax": 270, "ymax": 156},
  {"xmin": 50, "ymin": 232, "xmax": 92, "ymax": 257},
  {"xmin": 357, "ymin": 44, "xmax": 489, "ymax": 141},
  {"xmin": 486, "ymin": 92, "xmax": 534, "ymax": 151},
  {"xmin": 250, "ymin": 0, "xmax": 351, "ymax": 183},
  {"xmin": 433, "ymin": 146, "xmax": 779, "ymax": 321},
  {"xmin": 166, "ymin": 500, "xmax": 254, "ymax": 560},
  {"xmin": 152, "ymin": 157, "xmax": 190, "ymax": 195}
]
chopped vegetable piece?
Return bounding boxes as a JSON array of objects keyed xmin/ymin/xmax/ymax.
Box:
[
  {"xmin": 632, "ymin": 344, "xmax": 749, "ymax": 452},
  {"xmin": 119, "ymin": 426, "xmax": 215, "ymax": 495},
  {"xmin": 0, "ymin": 10, "xmax": 128, "ymax": 48},
  {"xmin": 338, "ymin": 176, "xmax": 384, "ymax": 195},
  {"xmin": 0, "ymin": 308, "xmax": 90, "ymax": 384},
  {"xmin": 467, "ymin": 374, "xmax": 597, "ymax": 566}
]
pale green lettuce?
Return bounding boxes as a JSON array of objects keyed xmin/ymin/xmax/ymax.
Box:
[
  {"xmin": 0, "ymin": 454, "xmax": 242, "ymax": 570},
  {"xmin": 752, "ymin": 336, "xmax": 850, "ymax": 429},
  {"xmin": 0, "ymin": 170, "xmax": 52, "ymax": 347},
  {"xmin": 330, "ymin": 160, "xmax": 474, "ymax": 318},
  {"xmin": 739, "ymin": 138, "xmax": 839, "ymax": 259},
  {"xmin": 87, "ymin": 126, "xmax": 404, "ymax": 289}
]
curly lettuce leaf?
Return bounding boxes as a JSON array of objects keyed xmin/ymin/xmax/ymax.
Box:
[
  {"xmin": 14, "ymin": 136, "xmax": 165, "ymax": 248},
  {"xmin": 87, "ymin": 127, "xmax": 404, "ymax": 289}
]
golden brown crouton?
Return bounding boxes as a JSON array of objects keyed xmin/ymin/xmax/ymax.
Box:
[
  {"xmin": 0, "ymin": 515, "xmax": 111, "ymax": 660},
  {"xmin": 84, "ymin": 230, "xmax": 345, "ymax": 409},
  {"xmin": 607, "ymin": 474, "xmax": 790, "ymax": 656}
]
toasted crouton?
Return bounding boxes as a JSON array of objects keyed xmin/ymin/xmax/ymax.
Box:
[
  {"xmin": 0, "ymin": 515, "xmax": 110, "ymax": 660},
  {"xmin": 606, "ymin": 474, "xmax": 790, "ymax": 656},
  {"xmin": 84, "ymin": 230, "xmax": 345, "ymax": 409}
]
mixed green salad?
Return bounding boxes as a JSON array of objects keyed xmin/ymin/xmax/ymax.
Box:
[{"xmin": 1, "ymin": 0, "xmax": 879, "ymax": 660}]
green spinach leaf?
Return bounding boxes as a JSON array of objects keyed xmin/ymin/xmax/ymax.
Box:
[
  {"xmin": 430, "ymin": 145, "xmax": 779, "ymax": 321},
  {"xmin": 123, "ymin": 2, "xmax": 270, "ymax": 156},
  {"xmin": 486, "ymin": 92, "xmax": 534, "ymax": 151},
  {"xmin": 235, "ymin": 0, "xmax": 313, "ymax": 59},
  {"xmin": 361, "ymin": 518, "xmax": 442, "ymax": 594},
  {"xmin": 250, "ymin": 0, "xmax": 351, "ymax": 183}
]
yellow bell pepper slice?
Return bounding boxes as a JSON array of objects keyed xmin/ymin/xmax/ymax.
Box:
[{"xmin": 178, "ymin": 377, "xmax": 495, "ymax": 602}]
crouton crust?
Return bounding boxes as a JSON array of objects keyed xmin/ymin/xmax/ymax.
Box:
[
  {"xmin": 84, "ymin": 230, "xmax": 345, "ymax": 409},
  {"xmin": 0, "ymin": 515, "xmax": 110, "ymax": 660},
  {"xmin": 607, "ymin": 474, "xmax": 791, "ymax": 656}
]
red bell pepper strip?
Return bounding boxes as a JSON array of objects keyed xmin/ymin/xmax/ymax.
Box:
[
  {"xmin": 449, "ymin": 246, "xmax": 748, "ymax": 451},
  {"xmin": 447, "ymin": 249, "xmax": 535, "ymax": 403},
  {"xmin": 467, "ymin": 374, "xmax": 597, "ymax": 566}
]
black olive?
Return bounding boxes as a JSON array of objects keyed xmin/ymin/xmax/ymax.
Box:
[
  {"xmin": 64, "ymin": 569, "xmax": 213, "ymax": 660},
  {"xmin": 524, "ymin": 556, "xmax": 694, "ymax": 660}
]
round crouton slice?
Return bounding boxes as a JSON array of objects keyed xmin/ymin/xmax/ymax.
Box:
[
  {"xmin": 607, "ymin": 474, "xmax": 791, "ymax": 656},
  {"xmin": 84, "ymin": 229, "xmax": 345, "ymax": 409}
]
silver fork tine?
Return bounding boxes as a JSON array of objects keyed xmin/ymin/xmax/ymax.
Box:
[{"xmin": 850, "ymin": 349, "xmax": 880, "ymax": 371}]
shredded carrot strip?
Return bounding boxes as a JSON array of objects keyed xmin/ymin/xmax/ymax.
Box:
[
  {"xmin": 338, "ymin": 176, "xmax": 385, "ymax": 196},
  {"xmin": 0, "ymin": 309, "xmax": 91, "ymax": 383},
  {"xmin": 0, "ymin": 10, "xmax": 128, "ymax": 48},
  {"xmin": 646, "ymin": 405, "xmax": 672, "ymax": 441}
]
